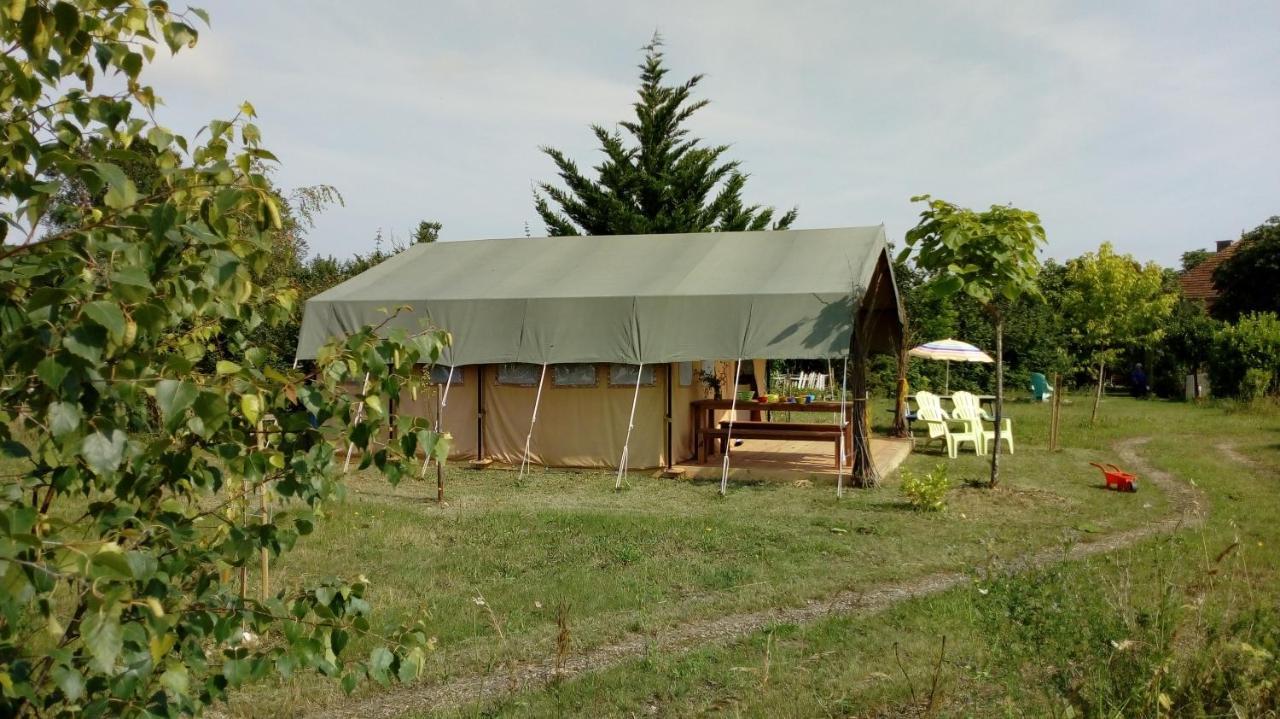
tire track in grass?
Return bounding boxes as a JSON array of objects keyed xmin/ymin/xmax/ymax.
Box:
[{"xmin": 306, "ymin": 437, "xmax": 1204, "ymax": 719}]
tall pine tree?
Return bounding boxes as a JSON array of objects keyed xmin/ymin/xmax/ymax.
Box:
[{"xmin": 535, "ymin": 36, "xmax": 796, "ymax": 236}]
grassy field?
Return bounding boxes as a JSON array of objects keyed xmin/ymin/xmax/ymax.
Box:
[
  {"xmin": 213, "ymin": 393, "xmax": 1280, "ymax": 718},
  {"xmin": 418, "ymin": 396, "xmax": 1280, "ymax": 718}
]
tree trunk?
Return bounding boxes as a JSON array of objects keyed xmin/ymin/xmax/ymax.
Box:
[
  {"xmin": 989, "ymin": 312, "xmax": 1004, "ymax": 488},
  {"xmin": 1091, "ymin": 358, "xmax": 1105, "ymax": 425},
  {"xmin": 891, "ymin": 338, "xmax": 910, "ymax": 438},
  {"xmin": 850, "ymin": 348, "xmax": 877, "ymax": 487}
]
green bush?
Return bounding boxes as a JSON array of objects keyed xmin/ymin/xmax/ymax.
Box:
[
  {"xmin": 900, "ymin": 464, "xmax": 951, "ymax": 511},
  {"xmin": 1210, "ymin": 312, "xmax": 1280, "ymax": 398}
]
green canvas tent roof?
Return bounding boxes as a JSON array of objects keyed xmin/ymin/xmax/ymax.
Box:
[{"xmin": 295, "ymin": 226, "xmax": 902, "ymax": 365}]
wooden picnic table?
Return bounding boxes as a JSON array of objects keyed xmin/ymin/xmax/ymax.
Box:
[{"xmin": 690, "ymin": 398, "xmax": 859, "ymax": 464}]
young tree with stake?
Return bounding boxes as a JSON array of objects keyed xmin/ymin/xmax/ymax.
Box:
[{"xmin": 901, "ymin": 196, "xmax": 1046, "ymax": 488}]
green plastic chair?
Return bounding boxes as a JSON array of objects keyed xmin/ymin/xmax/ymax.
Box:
[{"xmin": 1030, "ymin": 373, "xmax": 1053, "ymax": 402}]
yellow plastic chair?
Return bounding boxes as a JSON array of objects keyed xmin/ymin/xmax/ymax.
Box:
[{"xmin": 917, "ymin": 406, "xmax": 982, "ymax": 458}]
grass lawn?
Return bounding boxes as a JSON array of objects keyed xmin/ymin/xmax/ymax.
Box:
[
  {"xmin": 421, "ymin": 396, "xmax": 1280, "ymax": 718},
  {"xmin": 218, "ymin": 394, "xmax": 1274, "ymax": 718}
]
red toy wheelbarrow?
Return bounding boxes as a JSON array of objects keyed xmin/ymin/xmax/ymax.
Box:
[{"xmin": 1090, "ymin": 462, "xmax": 1138, "ymax": 492}]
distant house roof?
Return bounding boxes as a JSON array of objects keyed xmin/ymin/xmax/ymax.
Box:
[{"xmin": 1179, "ymin": 241, "xmax": 1238, "ymax": 306}]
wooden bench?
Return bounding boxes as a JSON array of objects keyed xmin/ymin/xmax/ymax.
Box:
[
  {"xmin": 718, "ymin": 421, "xmax": 841, "ymax": 433},
  {"xmin": 700, "ymin": 423, "xmax": 844, "ymax": 467}
]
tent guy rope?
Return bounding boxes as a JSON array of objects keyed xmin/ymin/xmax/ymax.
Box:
[
  {"xmin": 517, "ymin": 363, "xmax": 548, "ymax": 482},
  {"xmin": 614, "ymin": 363, "xmax": 644, "ymax": 490},
  {"xmin": 718, "ymin": 358, "xmax": 744, "ymax": 496},
  {"xmin": 342, "ymin": 372, "xmax": 371, "ymax": 473}
]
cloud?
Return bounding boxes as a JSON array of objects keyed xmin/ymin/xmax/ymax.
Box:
[{"xmin": 136, "ymin": 0, "xmax": 1280, "ymax": 265}]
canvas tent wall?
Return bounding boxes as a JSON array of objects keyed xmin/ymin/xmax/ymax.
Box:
[{"xmin": 297, "ymin": 227, "xmax": 904, "ymax": 469}]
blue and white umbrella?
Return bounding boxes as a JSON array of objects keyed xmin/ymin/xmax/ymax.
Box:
[{"xmin": 908, "ymin": 338, "xmax": 994, "ymax": 393}]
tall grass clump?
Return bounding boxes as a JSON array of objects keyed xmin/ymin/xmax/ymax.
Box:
[{"xmin": 973, "ymin": 537, "xmax": 1280, "ymax": 716}]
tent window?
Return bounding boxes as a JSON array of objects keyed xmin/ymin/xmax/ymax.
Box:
[
  {"xmin": 553, "ymin": 363, "xmax": 597, "ymax": 387},
  {"xmin": 497, "ymin": 363, "xmax": 542, "ymax": 386},
  {"xmin": 678, "ymin": 361, "xmax": 694, "ymax": 387},
  {"xmin": 426, "ymin": 365, "xmax": 463, "ymax": 385},
  {"xmin": 609, "ymin": 364, "xmax": 655, "ymax": 387}
]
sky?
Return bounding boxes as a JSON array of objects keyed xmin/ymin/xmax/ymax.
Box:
[{"xmin": 145, "ymin": 0, "xmax": 1280, "ymax": 266}]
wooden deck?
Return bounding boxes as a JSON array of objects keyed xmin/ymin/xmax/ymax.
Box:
[{"xmin": 671, "ymin": 436, "xmax": 913, "ymax": 483}]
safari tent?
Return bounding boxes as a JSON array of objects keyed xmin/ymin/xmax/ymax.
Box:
[{"xmin": 294, "ymin": 226, "xmax": 904, "ymax": 470}]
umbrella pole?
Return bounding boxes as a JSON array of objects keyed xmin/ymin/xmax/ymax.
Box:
[{"xmin": 944, "ymin": 360, "xmax": 950, "ymax": 395}]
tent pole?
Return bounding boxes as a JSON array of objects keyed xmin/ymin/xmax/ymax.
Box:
[
  {"xmin": 615, "ymin": 363, "xmax": 644, "ymax": 490},
  {"xmin": 664, "ymin": 364, "xmax": 673, "ymax": 471},
  {"xmin": 476, "ymin": 366, "xmax": 485, "ymax": 460},
  {"xmin": 343, "ymin": 372, "xmax": 371, "ymax": 473},
  {"xmin": 718, "ymin": 358, "xmax": 744, "ymax": 497},
  {"xmin": 518, "ymin": 363, "xmax": 548, "ymax": 482}
]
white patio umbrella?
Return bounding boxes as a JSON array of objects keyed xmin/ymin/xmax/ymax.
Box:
[{"xmin": 908, "ymin": 338, "xmax": 994, "ymax": 394}]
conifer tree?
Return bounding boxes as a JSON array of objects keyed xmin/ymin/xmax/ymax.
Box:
[{"xmin": 535, "ymin": 36, "xmax": 796, "ymax": 235}]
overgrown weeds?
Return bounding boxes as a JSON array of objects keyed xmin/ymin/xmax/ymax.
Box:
[{"xmin": 973, "ymin": 535, "xmax": 1280, "ymax": 717}]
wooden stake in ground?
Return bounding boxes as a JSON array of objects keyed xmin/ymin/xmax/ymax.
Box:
[
  {"xmin": 257, "ymin": 419, "xmax": 270, "ymax": 601},
  {"xmin": 1091, "ymin": 358, "xmax": 1105, "ymax": 426},
  {"xmin": 436, "ymin": 385, "xmax": 445, "ymax": 503},
  {"xmin": 1049, "ymin": 373, "xmax": 1063, "ymax": 451}
]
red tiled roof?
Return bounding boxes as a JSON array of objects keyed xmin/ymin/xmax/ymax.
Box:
[{"xmin": 1179, "ymin": 242, "xmax": 1238, "ymax": 305}]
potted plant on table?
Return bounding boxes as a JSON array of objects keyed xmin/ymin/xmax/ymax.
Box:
[{"xmin": 698, "ymin": 369, "xmax": 723, "ymax": 400}]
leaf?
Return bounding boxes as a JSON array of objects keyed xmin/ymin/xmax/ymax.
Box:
[
  {"xmin": 36, "ymin": 357, "xmax": 69, "ymax": 390},
  {"xmin": 931, "ymin": 274, "xmax": 964, "ymax": 298},
  {"xmin": 82, "ymin": 301, "xmax": 126, "ymax": 340},
  {"xmin": 240, "ymin": 394, "xmax": 262, "ymax": 424},
  {"xmin": 82, "ymin": 609, "xmax": 122, "ymax": 673},
  {"xmin": 52, "ymin": 665, "xmax": 86, "ymax": 701},
  {"xmin": 49, "ymin": 401, "xmax": 82, "ymax": 438},
  {"xmin": 62, "ymin": 324, "xmax": 105, "ymax": 364},
  {"xmin": 367, "ymin": 646, "xmax": 393, "ymax": 685},
  {"xmin": 154, "ymin": 379, "xmax": 198, "ymax": 431},
  {"xmin": 160, "ymin": 664, "xmax": 189, "ymax": 695},
  {"xmin": 189, "ymin": 392, "xmax": 228, "ymax": 438},
  {"xmin": 82, "ymin": 430, "xmax": 126, "ymax": 474},
  {"xmin": 215, "ymin": 360, "xmax": 242, "ymax": 375},
  {"xmin": 109, "ymin": 267, "xmax": 153, "ymax": 289},
  {"xmin": 90, "ymin": 162, "xmax": 138, "ymax": 209}
]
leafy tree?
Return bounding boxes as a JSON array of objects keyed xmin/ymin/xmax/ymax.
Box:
[
  {"xmin": 1161, "ymin": 300, "xmax": 1220, "ymax": 399},
  {"xmin": 411, "ymin": 220, "xmax": 441, "ymax": 244},
  {"xmin": 1210, "ymin": 312, "xmax": 1280, "ymax": 399},
  {"xmin": 901, "ymin": 196, "xmax": 1047, "ymax": 488},
  {"xmin": 1180, "ymin": 248, "xmax": 1212, "ymax": 272},
  {"xmin": 1061, "ymin": 243, "xmax": 1177, "ymax": 423},
  {"xmin": 535, "ymin": 36, "xmax": 796, "ymax": 236},
  {"xmin": 1212, "ymin": 216, "xmax": 1280, "ymax": 321},
  {"xmin": 0, "ymin": 3, "xmax": 448, "ymax": 715}
]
